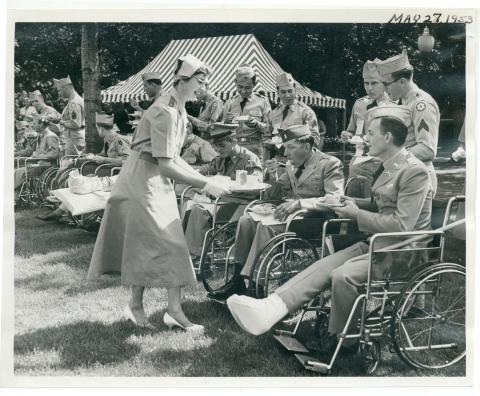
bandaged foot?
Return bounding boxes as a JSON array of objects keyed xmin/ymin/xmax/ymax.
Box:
[{"xmin": 226, "ymin": 293, "xmax": 289, "ymax": 335}]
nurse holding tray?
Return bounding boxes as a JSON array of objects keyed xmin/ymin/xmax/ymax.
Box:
[{"xmin": 88, "ymin": 55, "xmax": 231, "ymax": 332}]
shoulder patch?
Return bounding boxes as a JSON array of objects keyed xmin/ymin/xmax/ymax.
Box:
[{"xmin": 416, "ymin": 102, "xmax": 426, "ymax": 112}]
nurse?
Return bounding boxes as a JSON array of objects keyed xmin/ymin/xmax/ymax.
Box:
[{"xmin": 88, "ymin": 54, "xmax": 231, "ymax": 332}]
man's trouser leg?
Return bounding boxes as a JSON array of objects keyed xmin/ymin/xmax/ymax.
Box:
[
  {"xmin": 14, "ymin": 168, "xmax": 27, "ymax": 189},
  {"xmin": 240, "ymin": 222, "xmax": 286, "ymax": 277},
  {"xmin": 328, "ymin": 245, "xmax": 372, "ymax": 334},
  {"xmin": 232, "ymin": 214, "xmax": 259, "ymax": 266},
  {"xmin": 275, "ymin": 242, "xmax": 368, "ymax": 314},
  {"xmin": 185, "ymin": 205, "xmax": 212, "ymax": 256}
]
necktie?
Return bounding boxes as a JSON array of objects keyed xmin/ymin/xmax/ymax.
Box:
[
  {"xmin": 366, "ymin": 100, "xmax": 378, "ymax": 110},
  {"xmin": 398, "ymin": 99, "xmax": 403, "ymax": 105},
  {"xmin": 282, "ymin": 105, "xmax": 290, "ymax": 120},
  {"xmin": 104, "ymin": 141, "xmax": 109, "ymax": 155},
  {"xmin": 223, "ymin": 157, "xmax": 231, "ymax": 172},
  {"xmin": 240, "ymin": 98, "xmax": 248, "ymax": 113},
  {"xmin": 371, "ymin": 163, "xmax": 384, "ymax": 185},
  {"xmin": 295, "ymin": 163, "xmax": 305, "ymax": 179}
]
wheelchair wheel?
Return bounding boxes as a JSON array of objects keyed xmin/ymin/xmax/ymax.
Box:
[
  {"xmin": 200, "ymin": 221, "xmax": 238, "ymax": 293},
  {"xmin": 359, "ymin": 340, "xmax": 381, "ymax": 375},
  {"xmin": 252, "ymin": 235, "xmax": 319, "ymax": 298},
  {"xmin": 391, "ymin": 263, "xmax": 466, "ymax": 370},
  {"xmin": 37, "ymin": 167, "xmax": 59, "ymax": 202},
  {"xmin": 70, "ymin": 210, "xmax": 103, "ymax": 231},
  {"xmin": 53, "ymin": 168, "xmax": 76, "ymax": 190}
]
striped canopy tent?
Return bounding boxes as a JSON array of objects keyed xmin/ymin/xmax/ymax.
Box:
[{"xmin": 102, "ymin": 34, "xmax": 346, "ymax": 109}]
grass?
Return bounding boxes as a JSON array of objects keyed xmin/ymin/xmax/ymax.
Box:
[
  {"xmin": 14, "ymin": 207, "xmax": 466, "ymax": 377},
  {"xmin": 13, "ymin": 140, "xmax": 466, "ymax": 377}
]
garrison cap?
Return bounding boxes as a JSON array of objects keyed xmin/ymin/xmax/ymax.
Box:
[
  {"xmin": 53, "ymin": 76, "xmax": 72, "ymax": 88},
  {"xmin": 376, "ymin": 49, "xmax": 413, "ymax": 83},
  {"xmin": 278, "ymin": 124, "xmax": 311, "ymax": 144},
  {"xmin": 29, "ymin": 90, "xmax": 43, "ymax": 100},
  {"xmin": 174, "ymin": 54, "xmax": 210, "ymax": 82},
  {"xmin": 142, "ymin": 72, "xmax": 163, "ymax": 82},
  {"xmin": 276, "ymin": 72, "xmax": 295, "ymax": 88},
  {"xmin": 205, "ymin": 122, "xmax": 238, "ymax": 143},
  {"xmin": 95, "ymin": 112, "xmax": 114, "ymax": 127},
  {"xmin": 366, "ymin": 104, "xmax": 411, "ymax": 127},
  {"xmin": 362, "ymin": 60, "xmax": 382, "ymax": 80},
  {"xmin": 235, "ymin": 64, "xmax": 256, "ymax": 83}
]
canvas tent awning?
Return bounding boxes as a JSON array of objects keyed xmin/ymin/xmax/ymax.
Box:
[{"xmin": 102, "ymin": 34, "xmax": 346, "ymax": 109}]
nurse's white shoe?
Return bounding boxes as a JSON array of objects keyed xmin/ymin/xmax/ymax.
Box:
[
  {"xmin": 226, "ymin": 293, "xmax": 289, "ymax": 336},
  {"xmin": 163, "ymin": 312, "xmax": 204, "ymax": 333}
]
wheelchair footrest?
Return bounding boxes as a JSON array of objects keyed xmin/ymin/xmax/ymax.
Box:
[
  {"xmin": 294, "ymin": 354, "xmax": 330, "ymax": 374},
  {"xmin": 273, "ymin": 334, "xmax": 309, "ymax": 353}
]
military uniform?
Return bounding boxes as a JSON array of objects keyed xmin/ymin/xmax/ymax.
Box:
[
  {"xmin": 96, "ymin": 132, "xmax": 131, "ymax": 165},
  {"xmin": 269, "ymin": 100, "xmax": 322, "ymax": 148},
  {"xmin": 14, "ymin": 129, "xmax": 60, "ymax": 190},
  {"xmin": 60, "ymin": 91, "xmax": 86, "ymax": 155},
  {"xmin": 185, "ymin": 145, "xmax": 263, "ymax": 256},
  {"xmin": 275, "ymin": 148, "xmax": 433, "ymax": 334},
  {"xmin": 401, "ymin": 83, "xmax": 440, "ymax": 195},
  {"xmin": 345, "ymin": 94, "xmax": 392, "ymax": 198},
  {"xmin": 181, "ymin": 134, "xmax": 218, "ymax": 165},
  {"xmin": 189, "ymin": 94, "xmax": 224, "ymax": 134},
  {"xmin": 222, "ymin": 93, "xmax": 271, "ymax": 158},
  {"xmin": 234, "ymin": 149, "xmax": 345, "ymax": 277}
]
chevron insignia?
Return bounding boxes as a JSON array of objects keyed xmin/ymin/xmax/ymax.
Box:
[{"xmin": 418, "ymin": 119, "xmax": 430, "ymax": 132}]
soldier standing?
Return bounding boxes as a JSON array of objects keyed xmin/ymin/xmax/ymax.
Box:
[
  {"xmin": 222, "ymin": 64, "xmax": 271, "ymax": 160},
  {"xmin": 377, "ymin": 49, "xmax": 440, "ymax": 195},
  {"xmin": 187, "ymin": 83, "xmax": 223, "ymax": 136}
]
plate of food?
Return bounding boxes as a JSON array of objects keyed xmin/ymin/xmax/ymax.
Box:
[
  {"xmin": 231, "ymin": 182, "xmax": 271, "ymax": 192},
  {"xmin": 233, "ymin": 115, "xmax": 251, "ymax": 122},
  {"xmin": 249, "ymin": 203, "xmax": 276, "ymax": 215},
  {"xmin": 317, "ymin": 196, "xmax": 346, "ymax": 208}
]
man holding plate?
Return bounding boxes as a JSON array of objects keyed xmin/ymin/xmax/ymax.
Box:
[
  {"xmin": 208, "ymin": 124, "xmax": 344, "ymax": 300},
  {"xmin": 226, "ymin": 105, "xmax": 433, "ymax": 345},
  {"xmin": 183, "ymin": 123, "xmax": 263, "ymax": 261},
  {"xmin": 222, "ymin": 64, "xmax": 271, "ymax": 160}
]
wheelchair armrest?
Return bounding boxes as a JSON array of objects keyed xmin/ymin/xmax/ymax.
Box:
[
  {"xmin": 442, "ymin": 195, "xmax": 465, "ymax": 228},
  {"xmin": 285, "ymin": 209, "xmax": 309, "ymax": 230},
  {"xmin": 244, "ymin": 199, "xmax": 284, "ymax": 214},
  {"xmin": 15, "ymin": 156, "xmax": 31, "ymax": 168},
  {"xmin": 180, "ymin": 185, "xmax": 202, "ymax": 209}
]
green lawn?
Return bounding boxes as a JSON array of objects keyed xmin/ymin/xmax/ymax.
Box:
[{"xmin": 14, "ymin": 205, "xmax": 466, "ymax": 377}]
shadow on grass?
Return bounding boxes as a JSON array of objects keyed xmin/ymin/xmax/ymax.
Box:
[{"xmin": 14, "ymin": 319, "xmax": 153, "ymax": 371}]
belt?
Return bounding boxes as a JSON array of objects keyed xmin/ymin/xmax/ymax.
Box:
[{"xmin": 134, "ymin": 150, "xmax": 158, "ymax": 164}]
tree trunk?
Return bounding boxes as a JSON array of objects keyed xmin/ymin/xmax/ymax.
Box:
[{"xmin": 81, "ymin": 23, "xmax": 102, "ymax": 153}]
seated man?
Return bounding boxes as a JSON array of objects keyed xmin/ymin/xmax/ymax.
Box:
[
  {"xmin": 14, "ymin": 120, "xmax": 38, "ymax": 158},
  {"xmin": 226, "ymin": 105, "xmax": 433, "ymax": 344},
  {"xmin": 37, "ymin": 112, "xmax": 131, "ymax": 221},
  {"xmin": 14, "ymin": 115, "xmax": 60, "ymax": 200},
  {"xmin": 183, "ymin": 123, "xmax": 263, "ymax": 261},
  {"xmin": 180, "ymin": 122, "xmax": 218, "ymax": 166},
  {"xmin": 209, "ymin": 124, "xmax": 345, "ymax": 300}
]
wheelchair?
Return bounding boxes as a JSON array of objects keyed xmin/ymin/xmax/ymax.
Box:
[
  {"xmin": 180, "ymin": 183, "xmax": 264, "ymax": 284},
  {"xmin": 271, "ymin": 195, "xmax": 466, "ymax": 375},
  {"xmin": 15, "ymin": 157, "xmax": 59, "ymax": 208},
  {"xmin": 246, "ymin": 176, "xmax": 369, "ymax": 298}
]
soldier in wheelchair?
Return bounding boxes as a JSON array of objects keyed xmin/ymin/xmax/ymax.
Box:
[
  {"xmin": 182, "ymin": 122, "xmax": 263, "ymax": 265},
  {"xmin": 14, "ymin": 114, "xmax": 60, "ymax": 205},
  {"xmin": 37, "ymin": 112, "xmax": 131, "ymax": 222},
  {"xmin": 207, "ymin": 123, "xmax": 345, "ymax": 300},
  {"xmin": 227, "ymin": 105, "xmax": 434, "ymax": 343}
]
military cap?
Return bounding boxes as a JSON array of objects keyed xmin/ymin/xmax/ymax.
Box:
[
  {"xmin": 205, "ymin": 122, "xmax": 238, "ymax": 142},
  {"xmin": 366, "ymin": 104, "xmax": 411, "ymax": 127},
  {"xmin": 362, "ymin": 60, "xmax": 382, "ymax": 80},
  {"xmin": 96, "ymin": 112, "xmax": 114, "ymax": 127},
  {"xmin": 278, "ymin": 124, "xmax": 311, "ymax": 144},
  {"xmin": 376, "ymin": 49, "xmax": 413, "ymax": 83},
  {"xmin": 142, "ymin": 72, "xmax": 163, "ymax": 82},
  {"xmin": 276, "ymin": 72, "xmax": 295, "ymax": 88},
  {"xmin": 174, "ymin": 54, "xmax": 209, "ymax": 81},
  {"xmin": 29, "ymin": 90, "xmax": 43, "ymax": 100},
  {"xmin": 16, "ymin": 120, "xmax": 30, "ymax": 130},
  {"xmin": 235, "ymin": 64, "xmax": 256, "ymax": 83},
  {"xmin": 53, "ymin": 76, "xmax": 72, "ymax": 88}
]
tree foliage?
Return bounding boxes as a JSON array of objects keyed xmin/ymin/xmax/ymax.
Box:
[{"xmin": 15, "ymin": 22, "xmax": 466, "ymax": 127}]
